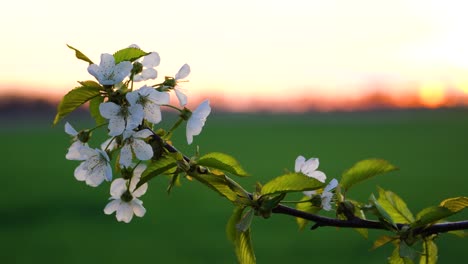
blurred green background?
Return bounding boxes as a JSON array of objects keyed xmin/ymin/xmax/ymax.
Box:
[{"xmin": 2, "ymin": 108, "xmax": 468, "ymax": 263}]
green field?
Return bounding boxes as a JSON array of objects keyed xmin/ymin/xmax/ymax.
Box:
[{"xmin": 2, "ymin": 109, "xmax": 468, "ymax": 263}]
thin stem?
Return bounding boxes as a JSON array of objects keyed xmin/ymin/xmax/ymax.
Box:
[{"xmin": 165, "ymin": 117, "xmax": 185, "ymax": 140}]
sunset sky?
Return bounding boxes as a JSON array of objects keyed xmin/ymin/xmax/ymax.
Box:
[{"xmin": 2, "ymin": 0, "xmax": 468, "ymax": 111}]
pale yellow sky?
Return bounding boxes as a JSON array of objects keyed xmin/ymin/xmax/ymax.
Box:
[{"xmin": 2, "ymin": 0, "xmax": 468, "ymax": 108}]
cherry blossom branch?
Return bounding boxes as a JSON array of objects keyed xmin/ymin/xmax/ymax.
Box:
[{"xmin": 156, "ymin": 134, "xmax": 468, "ymax": 237}]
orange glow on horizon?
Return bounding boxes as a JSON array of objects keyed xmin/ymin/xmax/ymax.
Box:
[{"xmin": 418, "ymin": 81, "xmax": 446, "ymax": 108}]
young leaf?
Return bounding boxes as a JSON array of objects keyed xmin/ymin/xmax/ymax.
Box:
[
  {"xmin": 53, "ymin": 85, "xmax": 102, "ymax": 125},
  {"xmin": 235, "ymin": 228, "xmax": 256, "ymax": 264},
  {"xmin": 370, "ymin": 194, "xmax": 397, "ymax": 228},
  {"xmin": 113, "ymin": 47, "xmax": 149, "ymax": 64},
  {"xmin": 89, "ymin": 96, "xmax": 106, "ymax": 126},
  {"xmin": 340, "ymin": 159, "xmax": 398, "ymax": 192},
  {"xmin": 399, "ymin": 241, "xmax": 418, "ymax": 262},
  {"xmin": 261, "ymin": 173, "xmax": 324, "ymax": 196},
  {"xmin": 412, "ymin": 206, "xmax": 453, "ymax": 228},
  {"xmin": 236, "ymin": 209, "xmax": 254, "ymax": 232},
  {"xmin": 371, "ymin": 235, "xmax": 397, "ymax": 250},
  {"xmin": 420, "ymin": 239, "xmax": 438, "ymax": 264},
  {"xmin": 188, "ymin": 170, "xmax": 239, "ymax": 202},
  {"xmin": 295, "ymin": 196, "xmax": 320, "ymax": 230},
  {"xmin": 377, "ymin": 187, "xmax": 415, "ymax": 224},
  {"xmin": 227, "ymin": 206, "xmax": 245, "ymax": 243},
  {"xmin": 440, "ymin": 196, "xmax": 468, "ymax": 212},
  {"xmin": 67, "ymin": 44, "xmax": 94, "ymax": 64},
  {"xmin": 140, "ymin": 156, "xmax": 178, "ymax": 185},
  {"xmin": 197, "ymin": 152, "xmax": 248, "ymax": 177}
]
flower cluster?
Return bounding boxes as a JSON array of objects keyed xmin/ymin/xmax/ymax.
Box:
[
  {"xmin": 295, "ymin": 155, "xmax": 337, "ymax": 211},
  {"xmin": 64, "ymin": 46, "xmax": 211, "ymax": 223}
]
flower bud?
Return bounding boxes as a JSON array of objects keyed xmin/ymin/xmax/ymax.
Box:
[
  {"xmin": 162, "ymin": 76, "xmax": 176, "ymax": 88},
  {"xmin": 121, "ymin": 167, "xmax": 133, "ymax": 180},
  {"xmin": 131, "ymin": 62, "xmax": 143, "ymax": 75}
]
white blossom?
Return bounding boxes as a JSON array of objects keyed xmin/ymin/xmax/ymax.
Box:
[
  {"xmin": 87, "ymin": 53, "xmax": 132, "ymax": 85},
  {"xmin": 74, "ymin": 146, "xmax": 112, "ymax": 187},
  {"xmin": 126, "ymin": 86, "xmax": 170, "ymax": 124},
  {"xmin": 174, "ymin": 64, "xmax": 190, "ymax": 106},
  {"xmin": 133, "ymin": 52, "xmax": 160, "ymax": 82},
  {"xmin": 65, "ymin": 122, "xmax": 88, "ymax": 160},
  {"xmin": 186, "ymin": 99, "xmax": 211, "ymax": 144},
  {"xmin": 100, "ymin": 137, "xmax": 118, "ymax": 152},
  {"xmin": 304, "ymin": 178, "xmax": 338, "ymax": 211},
  {"xmin": 104, "ymin": 164, "xmax": 148, "ymax": 223},
  {"xmin": 99, "ymin": 102, "xmax": 144, "ymax": 136},
  {"xmin": 119, "ymin": 129, "xmax": 154, "ymax": 167},
  {"xmin": 295, "ymin": 155, "xmax": 326, "ymax": 183}
]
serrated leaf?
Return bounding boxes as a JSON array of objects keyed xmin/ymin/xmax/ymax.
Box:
[
  {"xmin": 113, "ymin": 47, "xmax": 149, "ymax": 64},
  {"xmin": 370, "ymin": 194, "xmax": 396, "ymax": 228},
  {"xmin": 53, "ymin": 85, "xmax": 101, "ymax": 125},
  {"xmin": 67, "ymin": 44, "xmax": 94, "ymax": 64},
  {"xmin": 340, "ymin": 159, "xmax": 398, "ymax": 192},
  {"xmin": 198, "ymin": 152, "xmax": 248, "ymax": 177},
  {"xmin": 440, "ymin": 197, "xmax": 468, "ymax": 212},
  {"xmin": 377, "ymin": 187, "xmax": 415, "ymax": 224},
  {"xmin": 139, "ymin": 156, "xmax": 178, "ymax": 186},
  {"xmin": 188, "ymin": 170, "xmax": 239, "ymax": 202},
  {"xmin": 261, "ymin": 173, "xmax": 324, "ymax": 196},
  {"xmin": 227, "ymin": 206, "xmax": 245, "ymax": 243},
  {"xmin": 295, "ymin": 196, "xmax": 321, "ymax": 230},
  {"xmin": 412, "ymin": 206, "xmax": 453, "ymax": 228},
  {"xmin": 420, "ymin": 239, "xmax": 437, "ymax": 264},
  {"xmin": 89, "ymin": 96, "xmax": 106, "ymax": 126},
  {"xmin": 236, "ymin": 228, "xmax": 256, "ymax": 264},
  {"xmin": 372, "ymin": 235, "xmax": 397, "ymax": 250}
]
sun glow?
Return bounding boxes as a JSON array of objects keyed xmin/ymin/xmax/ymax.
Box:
[{"xmin": 418, "ymin": 81, "xmax": 446, "ymax": 108}]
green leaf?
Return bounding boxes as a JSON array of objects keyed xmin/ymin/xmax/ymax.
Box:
[
  {"xmin": 377, "ymin": 187, "xmax": 415, "ymax": 224},
  {"xmin": 447, "ymin": 230, "xmax": 466, "ymax": 238},
  {"xmin": 188, "ymin": 170, "xmax": 239, "ymax": 202},
  {"xmin": 295, "ymin": 196, "xmax": 321, "ymax": 230},
  {"xmin": 261, "ymin": 173, "xmax": 324, "ymax": 196},
  {"xmin": 370, "ymin": 194, "xmax": 397, "ymax": 228},
  {"xmin": 236, "ymin": 209, "xmax": 254, "ymax": 232},
  {"xmin": 53, "ymin": 85, "xmax": 102, "ymax": 125},
  {"xmin": 227, "ymin": 206, "xmax": 245, "ymax": 243},
  {"xmin": 340, "ymin": 159, "xmax": 398, "ymax": 192},
  {"xmin": 389, "ymin": 244, "xmax": 415, "ymax": 264},
  {"xmin": 89, "ymin": 95, "xmax": 106, "ymax": 126},
  {"xmin": 235, "ymin": 228, "xmax": 256, "ymax": 264},
  {"xmin": 412, "ymin": 206, "xmax": 453, "ymax": 228},
  {"xmin": 420, "ymin": 239, "xmax": 438, "ymax": 264},
  {"xmin": 440, "ymin": 196, "xmax": 468, "ymax": 212},
  {"xmin": 372, "ymin": 235, "xmax": 397, "ymax": 250},
  {"xmin": 198, "ymin": 152, "xmax": 249, "ymax": 177},
  {"xmin": 140, "ymin": 156, "xmax": 178, "ymax": 185},
  {"xmin": 67, "ymin": 44, "xmax": 94, "ymax": 64},
  {"xmin": 399, "ymin": 241, "xmax": 418, "ymax": 263},
  {"xmin": 113, "ymin": 47, "xmax": 149, "ymax": 64}
]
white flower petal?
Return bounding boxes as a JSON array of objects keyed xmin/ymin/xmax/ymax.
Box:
[
  {"xmin": 132, "ymin": 139, "xmax": 153, "ymax": 161},
  {"xmin": 192, "ymin": 99, "xmax": 211, "ymax": 118},
  {"xmin": 142, "ymin": 102, "xmax": 162, "ymax": 124},
  {"xmin": 74, "ymin": 162, "xmax": 88, "ymax": 182},
  {"xmin": 66, "ymin": 141, "xmax": 87, "ymax": 160},
  {"xmin": 308, "ymin": 170, "xmax": 327, "ymax": 183},
  {"xmin": 303, "ymin": 190, "xmax": 316, "ymax": 197},
  {"xmin": 126, "ymin": 91, "xmax": 139, "ymax": 106},
  {"xmin": 294, "ymin": 156, "xmax": 306, "ymax": 173},
  {"xmin": 108, "ymin": 117, "xmax": 126, "ymax": 136},
  {"xmin": 324, "ymin": 178, "xmax": 338, "ymax": 193},
  {"xmin": 134, "ymin": 129, "xmax": 153, "ymax": 139},
  {"xmin": 116, "ymin": 202, "xmax": 133, "ymax": 223},
  {"xmin": 142, "ymin": 52, "xmax": 160, "ymax": 68},
  {"xmin": 133, "ymin": 163, "xmax": 147, "ymax": 179},
  {"xmin": 101, "ymin": 138, "xmax": 117, "ymax": 152},
  {"xmin": 132, "ymin": 183, "xmax": 148, "ymax": 198},
  {"xmin": 175, "ymin": 88, "xmax": 188, "ymax": 107},
  {"xmin": 175, "ymin": 64, "xmax": 190, "ymax": 80},
  {"xmin": 110, "ymin": 178, "xmax": 128, "ymax": 198},
  {"xmin": 186, "ymin": 100, "xmax": 211, "ymax": 144},
  {"xmin": 99, "ymin": 102, "xmax": 121, "ymax": 119},
  {"xmin": 131, "ymin": 199, "xmax": 146, "ymax": 217},
  {"xmin": 65, "ymin": 122, "xmax": 78, "ymax": 136},
  {"xmin": 113, "ymin": 61, "xmax": 133, "ymax": 84},
  {"xmin": 148, "ymin": 90, "xmax": 170, "ymax": 105},
  {"xmin": 321, "ymin": 192, "xmax": 334, "ymax": 211},
  {"xmin": 126, "ymin": 104, "xmax": 144, "ymax": 130},
  {"xmin": 302, "ymin": 158, "xmax": 320, "ymax": 175},
  {"xmin": 119, "ymin": 144, "xmax": 133, "ymax": 167},
  {"xmin": 138, "ymin": 68, "xmax": 157, "ymax": 81},
  {"xmin": 104, "ymin": 199, "xmax": 120, "ymax": 215}
]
